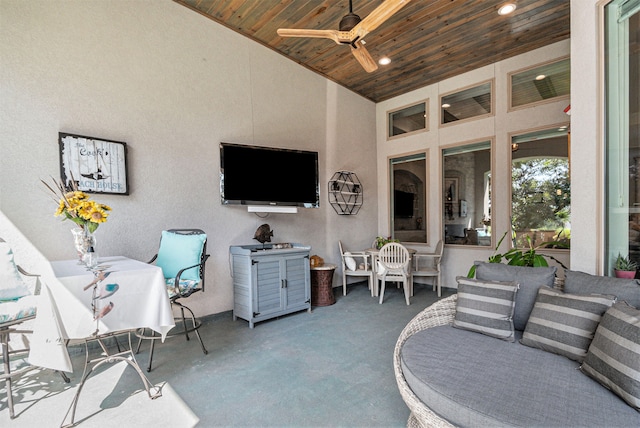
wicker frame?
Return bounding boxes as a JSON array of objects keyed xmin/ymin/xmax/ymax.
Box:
[{"xmin": 393, "ymin": 294, "xmax": 458, "ymax": 428}]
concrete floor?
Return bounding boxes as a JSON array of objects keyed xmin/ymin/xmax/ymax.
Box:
[{"xmin": 2, "ymin": 281, "xmax": 453, "ymax": 427}]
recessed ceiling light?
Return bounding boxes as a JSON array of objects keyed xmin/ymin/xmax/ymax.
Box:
[
  {"xmin": 378, "ymin": 57, "xmax": 391, "ymax": 65},
  {"xmin": 535, "ymin": 74, "xmax": 546, "ymax": 80},
  {"xmin": 442, "ymin": 103, "xmax": 451, "ymax": 108},
  {"xmin": 498, "ymin": 3, "xmax": 517, "ymax": 15}
]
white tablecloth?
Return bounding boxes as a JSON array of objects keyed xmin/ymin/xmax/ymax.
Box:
[{"xmin": 28, "ymin": 256, "xmax": 175, "ymax": 372}]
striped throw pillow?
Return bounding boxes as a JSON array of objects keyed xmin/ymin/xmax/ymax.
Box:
[
  {"xmin": 453, "ymin": 276, "xmax": 519, "ymax": 342},
  {"xmin": 520, "ymin": 287, "xmax": 616, "ymax": 362},
  {"xmin": 581, "ymin": 301, "xmax": 640, "ymax": 411}
]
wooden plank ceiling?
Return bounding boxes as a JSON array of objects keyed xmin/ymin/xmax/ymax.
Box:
[{"xmin": 174, "ymin": 0, "xmax": 570, "ymax": 103}]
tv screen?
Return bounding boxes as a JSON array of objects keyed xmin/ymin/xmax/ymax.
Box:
[
  {"xmin": 394, "ymin": 190, "xmax": 414, "ymax": 218},
  {"xmin": 220, "ymin": 142, "xmax": 320, "ymax": 208}
]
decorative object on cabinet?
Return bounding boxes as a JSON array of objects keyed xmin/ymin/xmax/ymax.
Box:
[
  {"xmin": 328, "ymin": 171, "xmax": 362, "ymax": 215},
  {"xmin": 230, "ymin": 244, "xmax": 311, "ymax": 328},
  {"xmin": 253, "ymin": 224, "xmax": 274, "ymax": 244},
  {"xmin": 58, "ymin": 132, "xmax": 129, "ymax": 195}
]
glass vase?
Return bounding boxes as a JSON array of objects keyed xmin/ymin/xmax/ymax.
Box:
[{"xmin": 71, "ymin": 227, "xmax": 96, "ymax": 265}]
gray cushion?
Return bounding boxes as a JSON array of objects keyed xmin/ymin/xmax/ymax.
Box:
[
  {"xmin": 453, "ymin": 276, "xmax": 518, "ymax": 341},
  {"xmin": 564, "ymin": 270, "xmax": 640, "ymax": 307},
  {"xmin": 474, "ymin": 261, "xmax": 557, "ymax": 330},
  {"xmin": 520, "ymin": 286, "xmax": 616, "ymax": 362},
  {"xmin": 581, "ymin": 301, "xmax": 640, "ymax": 411},
  {"xmin": 401, "ymin": 325, "xmax": 640, "ymax": 427}
]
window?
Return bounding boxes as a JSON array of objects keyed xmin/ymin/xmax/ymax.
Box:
[
  {"xmin": 510, "ymin": 58, "xmax": 570, "ymax": 109},
  {"xmin": 440, "ymin": 81, "xmax": 492, "ymax": 125},
  {"xmin": 443, "ymin": 141, "xmax": 492, "ymax": 246},
  {"xmin": 388, "ymin": 101, "xmax": 428, "ymax": 138},
  {"xmin": 605, "ymin": 0, "xmax": 640, "ymax": 273},
  {"xmin": 390, "ymin": 152, "xmax": 427, "ymax": 244},
  {"xmin": 511, "ymin": 128, "xmax": 570, "ymax": 249}
]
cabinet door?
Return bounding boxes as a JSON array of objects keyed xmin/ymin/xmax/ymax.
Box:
[
  {"xmin": 282, "ymin": 255, "xmax": 309, "ymax": 309},
  {"xmin": 255, "ymin": 258, "xmax": 285, "ymax": 316}
]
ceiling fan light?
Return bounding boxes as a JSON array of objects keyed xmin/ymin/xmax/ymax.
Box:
[
  {"xmin": 535, "ymin": 74, "xmax": 546, "ymax": 80},
  {"xmin": 442, "ymin": 103, "xmax": 451, "ymax": 108},
  {"xmin": 339, "ymin": 13, "xmax": 361, "ymax": 31},
  {"xmin": 379, "ymin": 57, "xmax": 391, "ymax": 65},
  {"xmin": 498, "ymin": 3, "xmax": 517, "ymax": 15}
]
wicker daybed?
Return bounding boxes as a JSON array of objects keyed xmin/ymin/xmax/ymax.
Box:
[
  {"xmin": 394, "ymin": 266, "xmax": 640, "ymax": 428},
  {"xmin": 393, "ymin": 295, "xmax": 457, "ymax": 428}
]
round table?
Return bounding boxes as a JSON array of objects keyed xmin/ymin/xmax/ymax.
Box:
[{"xmin": 310, "ymin": 264, "xmax": 336, "ymax": 306}]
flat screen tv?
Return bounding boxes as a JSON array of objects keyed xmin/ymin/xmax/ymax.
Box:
[{"xmin": 220, "ymin": 142, "xmax": 320, "ymax": 208}]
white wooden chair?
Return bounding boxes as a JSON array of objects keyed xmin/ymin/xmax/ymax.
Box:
[
  {"xmin": 411, "ymin": 240, "xmax": 444, "ymax": 297},
  {"xmin": 338, "ymin": 241, "xmax": 374, "ymax": 296},
  {"xmin": 377, "ymin": 243, "xmax": 411, "ymax": 305}
]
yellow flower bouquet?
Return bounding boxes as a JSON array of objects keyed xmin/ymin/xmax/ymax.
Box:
[{"xmin": 42, "ymin": 177, "xmax": 111, "ymax": 233}]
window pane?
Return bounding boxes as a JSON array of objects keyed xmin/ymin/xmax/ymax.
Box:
[
  {"xmin": 441, "ymin": 82, "xmax": 492, "ymax": 124},
  {"xmin": 388, "ymin": 102, "xmax": 427, "ymax": 137},
  {"xmin": 390, "ymin": 153, "xmax": 427, "ymax": 243},
  {"xmin": 511, "ymin": 58, "xmax": 570, "ymax": 108},
  {"xmin": 443, "ymin": 141, "xmax": 491, "ymax": 246},
  {"xmin": 511, "ymin": 129, "xmax": 570, "ymax": 249}
]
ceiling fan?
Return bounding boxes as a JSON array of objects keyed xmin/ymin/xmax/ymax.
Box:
[{"xmin": 277, "ymin": 0, "xmax": 412, "ymax": 73}]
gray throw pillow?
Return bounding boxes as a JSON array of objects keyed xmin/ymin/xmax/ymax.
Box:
[
  {"xmin": 474, "ymin": 262, "xmax": 557, "ymax": 330},
  {"xmin": 520, "ymin": 286, "xmax": 616, "ymax": 362},
  {"xmin": 564, "ymin": 270, "xmax": 640, "ymax": 308},
  {"xmin": 581, "ymin": 301, "xmax": 640, "ymax": 411},
  {"xmin": 453, "ymin": 276, "xmax": 518, "ymax": 342}
]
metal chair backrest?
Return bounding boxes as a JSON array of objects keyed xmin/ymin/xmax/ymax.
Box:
[{"xmin": 378, "ymin": 242, "xmax": 410, "ymax": 272}]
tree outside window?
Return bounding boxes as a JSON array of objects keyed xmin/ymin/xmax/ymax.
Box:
[{"xmin": 511, "ymin": 129, "xmax": 570, "ymax": 248}]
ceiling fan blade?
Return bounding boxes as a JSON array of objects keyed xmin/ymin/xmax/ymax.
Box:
[
  {"xmin": 350, "ymin": 0, "xmax": 413, "ymax": 40},
  {"xmin": 277, "ymin": 28, "xmax": 345, "ymax": 44},
  {"xmin": 350, "ymin": 40, "xmax": 378, "ymax": 73}
]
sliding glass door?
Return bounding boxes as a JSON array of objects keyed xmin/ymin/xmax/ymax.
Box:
[{"xmin": 605, "ymin": 0, "xmax": 640, "ymax": 273}]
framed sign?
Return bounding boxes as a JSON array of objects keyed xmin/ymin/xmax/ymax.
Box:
[{"xmin": 59, "ymin": 133, "xmax": 129, "ymax": 195}]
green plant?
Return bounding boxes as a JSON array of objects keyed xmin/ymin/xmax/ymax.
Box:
[
  {"xmin": 467, "ymin": 231, "xmax": 568, "ymax": 278},
  {"xmin": 614, "ymin": 253, "xmax": 638, "ymax": 271},
  {"xmin": 374, "ymin": 236, "xmax": 399, "ymax": 249}
]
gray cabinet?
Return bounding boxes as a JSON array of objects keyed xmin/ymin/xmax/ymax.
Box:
[{"xmin": 230, "ymin": 244, "xmax": 311, "ymax": 328}]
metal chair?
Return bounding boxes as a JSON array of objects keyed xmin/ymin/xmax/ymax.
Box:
[
  {"xmin": 0, "ymin": 237, "xmax": 69, "ymax": 418},
  {"xmin": 411, "ymin": 240, "xmax": 444, "ymax": 297},
  {"xmin": 338, "ymin": 241, "xmax": 374, "ymax": 296},
  {"xmin": 136, "ymin": 229, "xmax": 210, "ymax": 372},
  {"xmin": 377, "ymin": 242, "xmax": 411, "ymax": 305}
]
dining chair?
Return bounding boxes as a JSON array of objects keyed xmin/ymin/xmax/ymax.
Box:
[
  {"xmin": 411, "ymin": 240, "xmax": 444, "ymax": 297},
  {"xmin": 338, "ymin": 241, "xmax": 374, "ymax": 296},
  {"xmin": 376, "ymin": 242, "xmax": 411, "ymax": 305},
  {"xmin": 0, "ymin": 237, "xmax": 70, "ymax": 418},
  {"xmin": 136, "ymin": 229, "xmax": 210, "ymax": 372}
]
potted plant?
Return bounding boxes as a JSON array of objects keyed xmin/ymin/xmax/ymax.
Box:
[
  {"xmin": 613, "ymin": 253, "xmax": 638, "ymax": 279},
  {"xmin": 374, "ymin": 236, "xmax": 399, "ymax": 250},
  {"xmin": 467, "ymin": 231, "xmax": 568, "ymax": 278}
]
